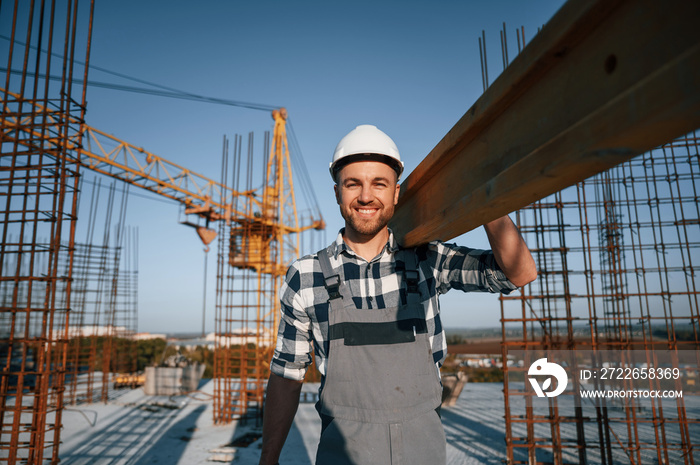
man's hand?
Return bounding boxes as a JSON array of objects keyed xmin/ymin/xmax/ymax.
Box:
[
  {"xmin": 483, "ymin": 215, "xmax": 537, "ymax": 287},
  {"xmin": 258, "ymin": 373, "xmax": 304, "ymax": 465}
]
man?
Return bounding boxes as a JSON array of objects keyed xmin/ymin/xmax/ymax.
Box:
[{"xmin": 259, "ymin": 125, "xmax": 537, "ymax": 465}]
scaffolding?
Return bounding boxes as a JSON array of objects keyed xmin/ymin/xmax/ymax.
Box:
[{"xmin": 501, "ymin": 132, "xmax": 700, "ymax": 464}]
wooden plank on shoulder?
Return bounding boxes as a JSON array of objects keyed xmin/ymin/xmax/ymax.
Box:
[{"xmin": 390, "ymin": 0, "xmax": 700, "ymax": 247}]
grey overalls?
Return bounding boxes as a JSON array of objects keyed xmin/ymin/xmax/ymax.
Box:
[{"xmin": 315, "ymin": 247, "xmax": 446, "ymax": 465}]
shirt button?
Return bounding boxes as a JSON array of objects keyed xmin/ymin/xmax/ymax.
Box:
[{"xmin": 368, "ymin": 296, "xmax": 373, "ymax": 301}]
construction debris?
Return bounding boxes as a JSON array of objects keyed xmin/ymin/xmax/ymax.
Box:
[
  {"xmin": 144, "ymin": 354, "xmax": 206, "ymax": 396},
  {"xmin": 441, "ymin": 372, "xmax": 469, "ymax": 408}
]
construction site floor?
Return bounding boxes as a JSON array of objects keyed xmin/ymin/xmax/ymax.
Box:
[{"xmin": 57, "ymin": 380, "xmax": 510, "ymax": 464}]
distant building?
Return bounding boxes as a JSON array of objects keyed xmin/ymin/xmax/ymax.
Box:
[
  {"xmin": 134, "ymin": 332, "xmax": 167, "ymax": 341},
  {"xmin": 204, "ymin": 328, "xmax": 274, "ymax": 347},
  {"xmin": 156, "ymin": 329, "xmax": 276, "ymax": 350},
  {"xmin": 59, "ymin": 325, "xmax": 129, "ymax": 338},
  {"xmin": 50, "ymin": 327, "xmax": 166, "ymax": 340}
]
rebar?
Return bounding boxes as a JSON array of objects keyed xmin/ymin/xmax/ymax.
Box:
[
  {"xmin": 214, "ymin": 131, "xmax": 280, "ymax": 424},
  {"xmin": 501, "ymin": 133, "xmax": 700, "ymax": 464},
  {"xmin": 0, "ymin": 1, "xmax": 94, "ymax": 462},
  {"xmin": 212, "ymin": 112, "xmax": 322, "ymax": 424}
]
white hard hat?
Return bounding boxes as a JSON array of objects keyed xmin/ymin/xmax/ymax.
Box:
[{"xmin": 329, "ymin": 124, "xmax": 404, "ymax": 182}]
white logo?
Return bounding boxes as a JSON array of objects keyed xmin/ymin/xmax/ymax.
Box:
[{"xmin": 528, "ymin": 358, "xmax": 568, "ymax": 397}]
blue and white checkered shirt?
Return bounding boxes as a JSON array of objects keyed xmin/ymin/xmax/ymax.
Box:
[{"xmin": 270, "ymin": 229, "xmax": 517, "ymax": 381}]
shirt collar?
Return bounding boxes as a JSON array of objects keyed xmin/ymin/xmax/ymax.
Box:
[{"xmin": 331, "ymin": 228, "xmax": 400, "ymax": 260}]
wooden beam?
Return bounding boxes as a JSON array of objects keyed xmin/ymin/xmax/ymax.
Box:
[{"xmin": 390, "ymin": 0, "xmax": 700, "ymax": 247}]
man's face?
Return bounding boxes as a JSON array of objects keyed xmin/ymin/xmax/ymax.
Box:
[{"xmin": 334, "ymin": 161, "xmax": 400, "ymax": 239}]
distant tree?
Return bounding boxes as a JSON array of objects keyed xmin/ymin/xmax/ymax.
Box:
[
  {"xmin": 136, "ymin": 338, "xmax": 167, "ymax": 371},
  {"xmin": 466, "ymin": 367, "xmax": 504, "ymax": 383},
  {"xmin": 186, "ymin": 345, "xmax": 214, "ymax": 378},
  {"xmin": 652, "ymin": 327, "xmax": 697, "ymax": 342}
]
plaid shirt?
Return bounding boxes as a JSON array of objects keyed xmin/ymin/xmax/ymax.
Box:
[{"xmin": 270, "ymin": 229, "xmax": 517, "ymax": 382}]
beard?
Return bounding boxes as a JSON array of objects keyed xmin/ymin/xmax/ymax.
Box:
[{"xmin": 340, "ymin": 202, "xmax": 395, "ymax": 238}]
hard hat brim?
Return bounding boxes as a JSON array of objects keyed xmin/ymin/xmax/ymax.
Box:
[{"xmin": 331, "ymin": 153, "xmax": 404, "ymax": 182}]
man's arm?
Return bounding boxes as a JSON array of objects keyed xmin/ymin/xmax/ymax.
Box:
[
  {"xmin": 259, "ymin": 373, "xmax": 304, "ymax": 465},
  {"xmin": 483, "ymin": 215, "xmax": 537, "ymax": 287}
]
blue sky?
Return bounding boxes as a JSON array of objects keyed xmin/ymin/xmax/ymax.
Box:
[{"xmin": 6, "ymin": 1, "xmax": 568, "ymax": 333}]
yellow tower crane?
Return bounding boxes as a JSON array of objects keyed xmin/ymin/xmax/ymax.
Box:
[{"xmin": 2, "ymin": 87, "xmax": 324, "ymax": 421}]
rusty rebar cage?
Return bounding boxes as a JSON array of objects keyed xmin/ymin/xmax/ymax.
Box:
[
  {"xmin": 60, "ymin": 242, "xmax": 113, "ymax": 405},
  {"xmin": 51, "ymin": 178, "xmax": 138, "ymax": 406},
  {"xmin": 501, "ymin": 132, "xmax": 700, "ymax": 464},
  {"xmin": 214, "ymin": 133, "xmax": 279, "ymax": 424},
  {"xmin": 60, "ymin": 242, "xmax": 105, "ymax": 405},
  {"xmin": 57, "ymin": 233, "xmax": 138, "ymax": 405},
  {"xmin": 0, "ymin": 1, "xmax": 94, "ymax": 462},
  {"xmin": 213, "ymin": 120, "xmax": 322, "ymax": 424}
]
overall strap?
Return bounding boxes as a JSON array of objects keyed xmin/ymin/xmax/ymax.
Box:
[
  {"xmin": 317, "ymin": 248, "xmax": 345, "ymax": 301},
  {"xmin": 320, "ymin": 247, "xmax": 427, "ymax": 345},
  {"xmin": 402, "ymin": 248, "xmax": 421, "ymax": 305}
]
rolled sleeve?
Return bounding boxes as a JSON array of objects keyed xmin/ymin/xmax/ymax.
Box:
[
  {"xmin": 270, "ymin": 262, "xmax": 313, "ymax": 381},
  {"xmin": 428, "ymin": 241, "xmax": 518, "ymax": 295}
]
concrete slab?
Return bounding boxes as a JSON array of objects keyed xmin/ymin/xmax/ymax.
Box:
[
  {"xmin": 57, "ymin": 379, "xmax": 700, "ymax": 463},
  {"xmin": 58, "ymin": 381, "xmax": 510, "ymax": 464}
]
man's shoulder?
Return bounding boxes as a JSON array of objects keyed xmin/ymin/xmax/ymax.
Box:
[
  {"xmin": 404, "ymin": 240, "xmax": 488, "ymax": 271},
  {"xmin": 420, "ymin": 239, "xmax": 474, "ymax": 254},
  {"xmin": 400, "ymin": 240, "xmax": 447, "ymax": 259},
  {"xmin": 288, "ymin": 252, "xmax": 320, "ymax": 272},
  {"xmin": 285, "ymin": 245, "xmax": 333, "ymax": 276}
]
